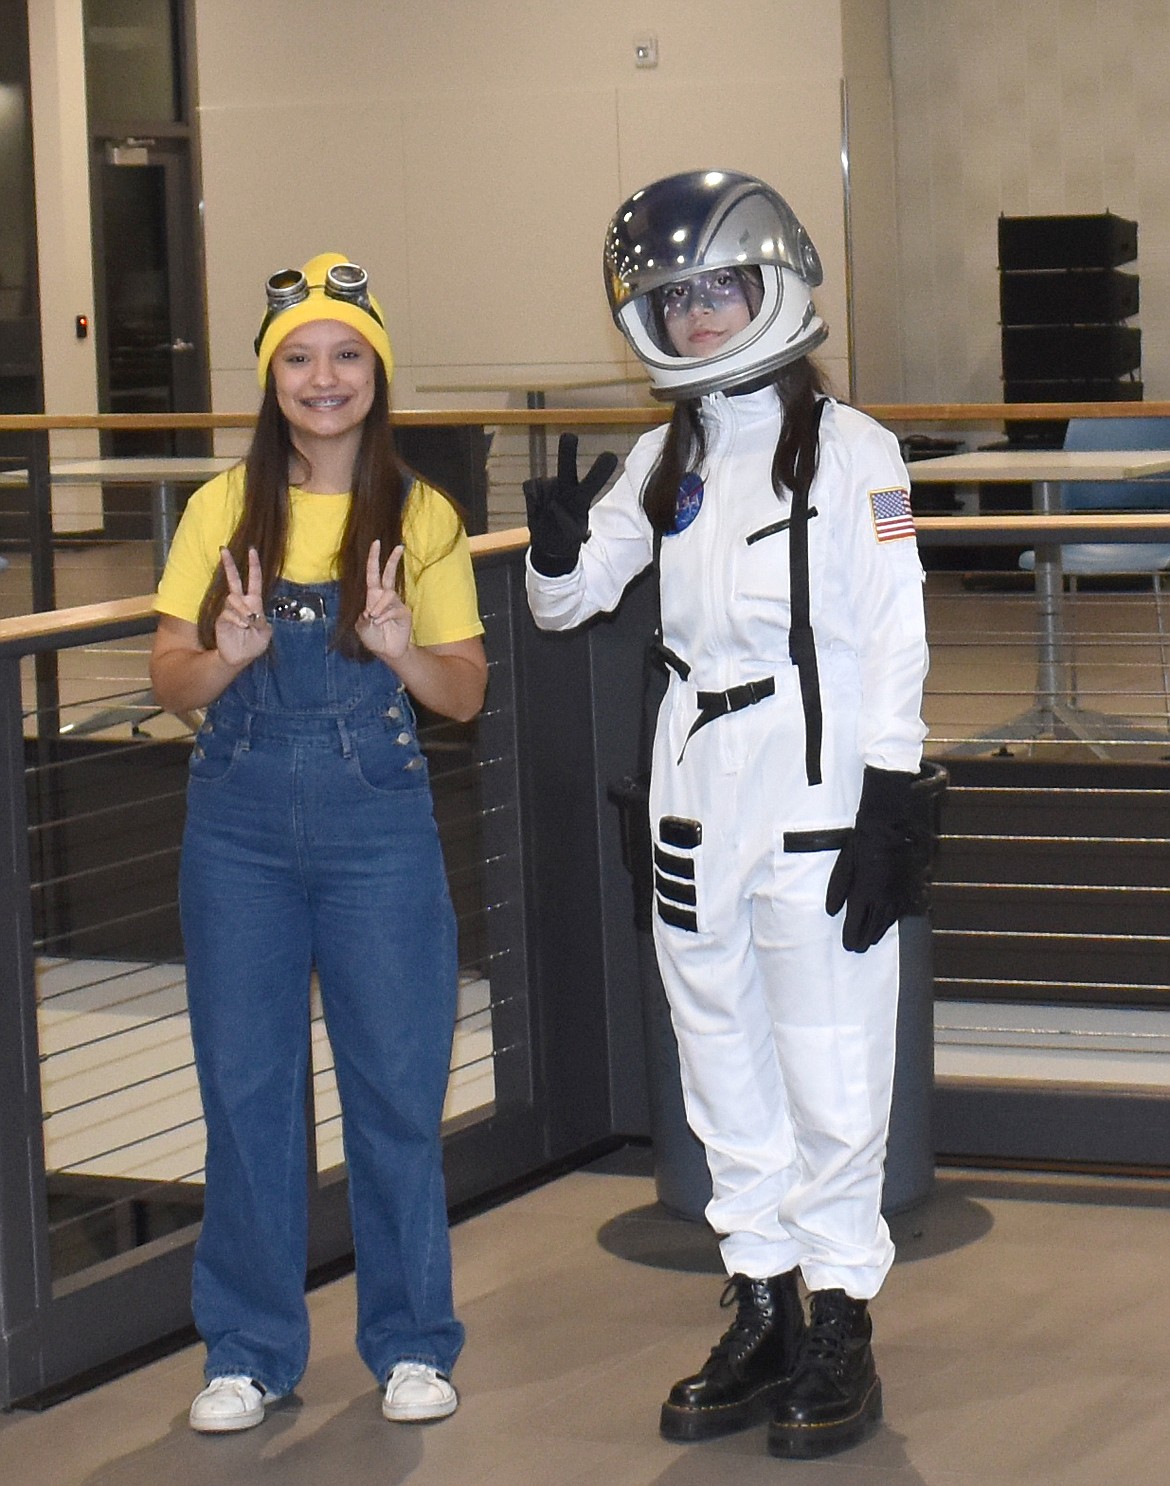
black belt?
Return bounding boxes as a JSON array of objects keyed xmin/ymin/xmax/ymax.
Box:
[{"xmin": 679, "ymin": 676, "xmax": 775, "ymax": 760}]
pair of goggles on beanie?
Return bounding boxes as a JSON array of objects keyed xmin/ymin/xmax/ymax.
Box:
[{"xmin": 252, "ymin": 261, "xmax": 384, "ymax": 354}]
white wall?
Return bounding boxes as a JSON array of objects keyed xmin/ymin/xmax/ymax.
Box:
[
  {"xmin": 34, "ymin": 2, "xmax": 1170, "ymax": 423},
  {"xmin": 26, "ymin": 1, "xmax": 902, "ymax": 429},
  {"xmin": 890, "ymin": 0, "xmax": 1170, "ymax": 402},
  {"xmin": 190, "ymin": 0, "xmax": 864, "ymax": 413}
]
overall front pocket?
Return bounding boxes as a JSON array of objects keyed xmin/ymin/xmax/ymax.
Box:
[
  {"xmin": 187, "ymin": 721, "xmax": 243, "ymax": 785},
  {"xmin": 349, "ymin": 722, "xmax": 429, "ymax": 795}
]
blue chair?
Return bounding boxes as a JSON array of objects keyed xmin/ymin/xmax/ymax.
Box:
[{"xmin": 1019, "ymin": 415, "xmax": 1170, "ymax": 578}]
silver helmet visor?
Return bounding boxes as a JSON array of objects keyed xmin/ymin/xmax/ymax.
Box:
[
  {"xmin": 647, "ymin": 267, "xmax": 763, "ymax": 357},
  {"xmin": 605, "ymin": 170, "xmax": 823, "ymax": 315}
]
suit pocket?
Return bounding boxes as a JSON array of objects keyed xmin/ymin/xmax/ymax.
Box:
[{"xmin": 653, "ymin": 817, "xmax": 704, "ymax": 933}]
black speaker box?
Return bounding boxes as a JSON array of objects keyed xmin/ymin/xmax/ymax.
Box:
[
  {"xmin": 1001, "ymin": 324, "xmax": 1141, "ymax": 380},
  {"xmin": 998, "ymin": 212, "xmax": 1138, "ymax": 270},
  {"xmin": 999, "ymin": 269, "xmax": 1139, "ymax": 326},
  {"xmin": 1002, "ymin": 379, "xmax": 1142, "ymax": 446},
  {"xmin": 1001, "ymin": 420, "xmax": 1066, "ymax": 450},
  {"xmin": 1002, "ymin": 379, "xmax": 1144, "ymax": 404}
]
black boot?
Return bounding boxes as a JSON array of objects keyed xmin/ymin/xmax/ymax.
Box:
[
  {"xmin": 766, "ymin": 1288, "xmax": 882, "ymax": 1458},
  {"xmin": 659, "ymin": 1271, "xmax": 805, "ymax": 1442}
]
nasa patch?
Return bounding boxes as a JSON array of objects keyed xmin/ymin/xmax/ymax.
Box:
[{"xmin": 669, "ymin": 471, "xmax": 705, "ymax": 534}]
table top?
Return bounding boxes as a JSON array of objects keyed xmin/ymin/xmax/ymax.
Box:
[
  {"xmin": 0, "ymin": 456, "xmax": 239, "ymax": 487},
  {"xmin": 11, "ymin": 448, "xmax": 1170, "ymax": 487},
  {"xmin": 51, "ymin": 456, "xmax": 239, "ymax": 482},
  {"xmin": 907, "ymin": 449, "xmax": 1170, "ymax": 483},
  {"xmin": 415, "ymin": 374, "xmax": 645, "ymax": 395}
]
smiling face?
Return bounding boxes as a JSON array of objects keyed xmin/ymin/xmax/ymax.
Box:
[
  {"xmin": 271, "ymin": 318, "xmax": 377, "ymax": 457},
  {"xmin": 660, "ymin": 268, "xmax": 755, "ymax": 358}
]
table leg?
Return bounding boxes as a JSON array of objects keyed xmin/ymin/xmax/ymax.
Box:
[
  {"xmin": 152, "ymin": 479, "xmax": 180, "ymax": 580},
  {"xmin": 1031, "ymin": 478, "xmax": 1066, "ymax": 726},
  {"xmin": 1016, "ymin": 478, "xmax": 1166, "ymax": 757},
  {"xmin": 947, "ymin": 477, "xmax": 1076, "ymax": 756},
  {"xmin": 62, "ymin": 474, "xmax": 180, "ymax": 738}
]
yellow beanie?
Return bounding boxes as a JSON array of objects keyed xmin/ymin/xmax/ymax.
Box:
[{"xmin": 255, "ymin": 251, "xmax": 394, "ymax": 389}]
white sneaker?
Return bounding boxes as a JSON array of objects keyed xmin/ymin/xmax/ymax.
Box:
[
  {"xmin": 381, "ymin": 1361, "xmax": 458, "ymax": 1422},
  {"xmin": 189, "ymin": 1375, "xmax": 280, "ymax": 1433}
]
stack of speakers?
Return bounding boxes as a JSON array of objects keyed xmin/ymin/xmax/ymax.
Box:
[{"xmin": 998, "ymin": 212, "xmax": 1140, "ymax": 446}]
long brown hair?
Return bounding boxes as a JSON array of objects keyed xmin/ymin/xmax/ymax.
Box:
[
  {"xmin": 641, "ymin": 356, "xmax": 829, "ymax": 533},
  {"xmin": 197, "ymin": 362, "xmax": 447, "ymax": 657}
]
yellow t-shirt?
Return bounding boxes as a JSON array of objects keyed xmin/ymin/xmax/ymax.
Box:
[{"xmin": 154, "ymin": 465, "xmax": 484, "ymax": 648}]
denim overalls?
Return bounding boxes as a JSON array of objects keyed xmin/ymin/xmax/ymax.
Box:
[{"xmin": 180, "ymin": 578, "xmax": 464, "ymax": 1395}]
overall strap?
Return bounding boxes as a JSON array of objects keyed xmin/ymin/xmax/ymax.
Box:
[{"xmin": 787, "ymin": 396, "xmax": 828, "ymax": 786}]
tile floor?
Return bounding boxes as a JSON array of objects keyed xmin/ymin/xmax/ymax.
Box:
[{"xmin": 3, "ymin": 1147, "xmax": 1170, "ymax": 1486}]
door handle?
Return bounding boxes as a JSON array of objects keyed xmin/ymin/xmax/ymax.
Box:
[{"xmin": 170, "ymin": 339, "xmax": 195, "ymax": 352}]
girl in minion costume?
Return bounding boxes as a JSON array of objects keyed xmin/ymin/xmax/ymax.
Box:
[
  {"xmin": 152, "ymin": 253, "xmax": 486, "ymax": 1432},
  {"xmin": 526, "ymin": 173, "xmax": 928, "ymax": 1460}
]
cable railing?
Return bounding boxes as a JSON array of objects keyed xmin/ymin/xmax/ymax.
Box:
[
  {"xmin": 3, "ymin": 404, "xmax": 1170, "ymax": 1401},
  {"xmin": 0, "ymin": 542, "xmax": 531, "ymax": 1303}
]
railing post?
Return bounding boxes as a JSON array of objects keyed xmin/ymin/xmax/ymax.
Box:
[
  {"xmin": 27, "ymin": 429, "xmax": 54, "ymax": 615},
  {"xmin": 26, "ymin": 430, "xmax": 61, "ymax": 736},
  {"xmin": 0, "ymin": 652, "xmax": 50, "ymax": 1407}
]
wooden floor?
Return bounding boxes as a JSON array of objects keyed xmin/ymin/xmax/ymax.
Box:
[{"xmin": 4, "ymin": 1147, "xmax": 1170, "ymax": 1485}]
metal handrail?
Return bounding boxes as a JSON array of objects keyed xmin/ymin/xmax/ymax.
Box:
[
  {"xmin": 5, "ymin": 401, "xmax": 1170, "ymax": 433},
  {"xmin": 4, "ymin": 516, "xmax": 1170, "ymax": 653}
]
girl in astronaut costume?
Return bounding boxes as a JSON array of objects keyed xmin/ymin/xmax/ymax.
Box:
[{"xmin": 525, "ymin": 171, "xmax": 928, "ymax": 1461}]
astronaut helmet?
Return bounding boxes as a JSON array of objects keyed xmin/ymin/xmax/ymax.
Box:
[{"xmin": 603, "ymin": 169, "xmax": 827, "ymax": 400}]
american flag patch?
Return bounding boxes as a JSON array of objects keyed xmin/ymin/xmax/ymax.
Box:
[{"xmin": 869, "ymin": 486, "xmax": 915, "ymax": 542}]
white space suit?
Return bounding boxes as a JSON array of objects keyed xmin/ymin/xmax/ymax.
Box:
[{"xmin": 527, "ymin": 387, "xmax": 928, "ymax": 1297}]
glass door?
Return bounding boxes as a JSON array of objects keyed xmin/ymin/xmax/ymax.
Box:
[
  {"xmin": 90, "ymin": 136, "xmax": 210, "ymax": 535},
  {"xmin": 93, "ymin": 138, "xmax": 208, "ymax": 441}
]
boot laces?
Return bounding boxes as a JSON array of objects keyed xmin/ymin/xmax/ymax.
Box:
[
  {"xmin": 800, "ymin": 1296, "xmax": 859, "ymax": 1372},
  {"xmin": 708, "ymin": 1276, "xmax": 775, "ymax": 1365}
]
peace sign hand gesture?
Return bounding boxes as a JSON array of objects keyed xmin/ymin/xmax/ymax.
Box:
[
  {"xmin": 523, "ymin": 431, "xmax": 618, "ymax": 576},
  {"xmin": 214, "ymin": 546, "xmax": 272, "ymax": 668},
  {"xmin": 356, "ymin": 540, "xmax": 412, "ymax": 661}
]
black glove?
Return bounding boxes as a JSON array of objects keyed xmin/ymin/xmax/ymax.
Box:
[
  {"xmin": 826, "ymin": 766, "xmax": 920, "ymax": 953},
  {"xmin": 524, "ymin": 432, "xmax": 618, "ymax": 576}
]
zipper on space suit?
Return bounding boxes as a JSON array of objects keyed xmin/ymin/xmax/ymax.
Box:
[{"xmin": 660, "ymin": 393, "xmax": 826, "ymax": 783}]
